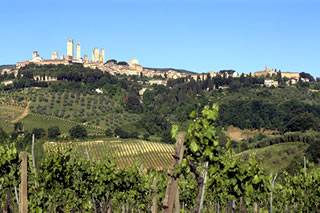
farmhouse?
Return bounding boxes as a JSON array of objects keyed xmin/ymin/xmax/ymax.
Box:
[{"xmin": 264, "ymin": 79, "xmax": 279, "ymax": 87}]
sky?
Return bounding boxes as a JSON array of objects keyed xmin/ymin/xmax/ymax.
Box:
[{"xmin": 1, "ymin": 0, "xmax": 320, "ymax": 76}]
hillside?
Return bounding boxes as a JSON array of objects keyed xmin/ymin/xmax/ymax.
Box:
[
  {"xmin": 43, "ymin": 139, "xmax": 174, "ymax": 170},
  {"xmin": 239, "ymin": 142, "xmax": 309, "ymax": 173},
  {"xmin": 0, "ymin": 64, "xmax": 15, "ymax": 70},
  {"xmin": 1, "ymin": 64, "xmax": 320, "ymax": 172},
  {"xmin": 143, "ymin": 67, "xmax": 197, "ymax": 74}
]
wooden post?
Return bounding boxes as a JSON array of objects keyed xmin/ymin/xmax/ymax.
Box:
[
  {"xmin": 174, "ymin": 189, "xmax": 180, "ymax": 213},
  {"xmin": 231, "ymin": 200, "xmax": 236, "ymax": 213},
  {"xmin": 19, "ymin": 152, "xmax": 28, "ymax": 213},
  {"xmin": 253, "ymin": 202, "xmax": 259, "ymax": 213},
  {"xmin": 270, "ymin": 173, "xmax": 277, "ymax": 213},
  {"xmin": 239, "ymin": 197, "xmax": 247, "ymax": 213},
  {"xmin": 151, "ymin": 178, "xmax": 158, "ymax": 213},
  {"xmin": 31, "ymin": 134, "xmax": 35, "ymax": 169},
  {"xmin": 194, "ymin": 161, "xmax": 209, "ymax": 213},
  {"xmin": 163, "ymin": 132, "xmax": 185, "ymax": 213},
  {"xmin": 3, "ymin": 190, "xmax": 9, "ymax": 213}
]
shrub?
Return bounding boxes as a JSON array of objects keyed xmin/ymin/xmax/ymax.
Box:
[
  {"xmin": 48, "ymin": 126, "xmax": 61, "ymax": 139},
  {"xmin": 105, "ymin": 128, "xmax": 113, "ymax": 137},
  {"xmin": 0, "ymin": 128, "xmax": 8, "ymax": 142},
  {"xmin": 306, "ymin": 140, "xmax": 320, "ymax": 164},
  {"xmin": 69, "ymin": 125, "xmax": 88, "ymax": 139},
  {"xmin": 114, "ymin": 127, "xmax": 130, "ymax": 139},
  {"xmin": 143, "ymin": 133, "xmax": 149, "ymax": 140},
  {"xmin": 32, "ymin": 128, "xmax": 46, "ymax": 139}
]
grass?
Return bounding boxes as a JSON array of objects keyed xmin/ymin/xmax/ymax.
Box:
[
  {"xmin": 21, "ymin": 113, "xmax": 104, "ymax": 135},
  {"xmin": 43, "ymin": 138, "xmax": 175, "ymax": 170},
  {"xmin": 0, "ymin": 105, "xmax": 24, "ymax": 132},
  {"xmin": 239, "ymin": 142, "xmax": 309, "ymax": 173}
]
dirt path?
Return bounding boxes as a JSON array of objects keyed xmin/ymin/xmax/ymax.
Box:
[{"xmin": 11, "ymin": 101, "xmax": 30, "ymax": 123}]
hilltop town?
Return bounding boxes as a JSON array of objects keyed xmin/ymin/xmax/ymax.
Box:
[{"xmin": 0, "ymin": 39, "xmax": 314, "ymax": 88}]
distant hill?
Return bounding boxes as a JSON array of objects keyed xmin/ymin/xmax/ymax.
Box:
[
  {"xmin": 143, "ymin": 67, "xmax": 197, "ymax": 75},
  {"xmin": 0, "ymin": 64, "xmax": 15, "ymax": 70}
]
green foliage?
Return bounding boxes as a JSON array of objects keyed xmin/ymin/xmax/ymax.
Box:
[
  {"xmin": 219, "ymin": 88, "xmax": 320, "ymax": 132},
  {"xmin": 69, "ymin": 125, "xmax": 88, "ymax": 139},
  {"xmin": 125, "ymin": 95, "xmax": 143, "ymax": 113},
  {"xmin": 206, "ymin": 155, "xmax": 269, "ymax": 207},
  {"xmin": 29, "ymin": 151, "xmax": 155, "ymax": 212},
  {"xmin": 185, "ymin": 104, "xmax": 221, "ymax": 163},
  {"xmin": 32, "ymin": 127, "xmax": 46, "ymax": 139},
  {"xmin": 114, "ymin": 127, "xmax": 131, "ymax": 139},
  {"xmin": 181, "ymin": 105, "xmax": 270, "ymax": 210},
  {"xmin": 105, "ymin": 128, "xmax": 113, "ymax": 137},
  {"xmin": 0, "ymin": 144, "xmax": 19, "ymax": 204},
  {"xmin": 47, "ymin": 126, "xmax": 61, "ymax": 139},
  {"xmin": 14, "ymin": 121, "xmax": 23, "ymax": 132},
  {"xmin": 0, "ymin": 127, "xmax": 9, "ymax": 142},
  {"xmin": 306, "ymin": 140, "xmax": 320, "ymax": 164},
  {"xmin": 273, "ymin": 169, "xmax": 320, "ymax": 212}
]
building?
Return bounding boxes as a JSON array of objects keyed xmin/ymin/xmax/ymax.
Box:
[
  {"xmin": 33, "ymin": 75, "xmax": 58, "ymax": 82},
  {"xmin": 30, "ymin": 51, "xmax": 42, "ymax": 63},
  {"xmin": 281, "ymin": 72, "xmax": 300, "ymax": 80},
  {"xmin": 1, "ymin": 80, "xmax": 14, "ymax": 86},
  {"xmin": 219, "ymin": 70, "xmax": 239, "ymax": 78},
  {"xmin": 128, "ymin": 58, "xmax": 143, "ymax": 72},
  {"xmin": 76, "ymin": 43, "xmax": 81, "ymax": 60},
  {"xmin": 67, "ymin": 39, "xmax": 74, "ymax": 58},
  {"xmin": 287, "ymin": 78, "xmax": 298, "ymax": 85},
  {"xmin": 264, "ymin": 79, "xmax": 279, "ymax": 87},
  {"xmin": 83, "ymin": 55, "xmax": 89, "ymax": 63},
  {"xmin": 148, "ymin": 79, "xmax": 167, "ymax": 86},
  {"xmin": 254, "ymin": 67, "xmax": 277, "ymax": 78},
  {"xmin": 51, "ymin": 51, "xmax": 58, "ymax": 60},
  {"xmin": 92, "ymin": 48, "xmax": 99, "ymax": 63},
  {"xmin": 32, "ymin": 51, "xmax": 40, "ymax": 59},
  {"xmin": 99, "ymin": 49, "xmax": 105, "ymax": 64}
]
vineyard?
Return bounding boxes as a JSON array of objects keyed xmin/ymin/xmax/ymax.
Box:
[
  {"xmin": 1, "ymin": 105, "xmax": 320, "ymax": 212},
  {"xmin": 43, "ymin": 139, "xmax": 175, "ymax": 170}
]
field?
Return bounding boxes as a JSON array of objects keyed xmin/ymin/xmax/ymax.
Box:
[
  {"xmin": 43, "ymin": 139, "xmax": 175, "ymax": 170},
  {"xmin": 28, "ymin": 89, "xmax": 141, "ymax": 131},
  {"xmin": 239, "ymin": 142, "xmax": 309, "ymax": 173},
  {"xmin": 21, "ymin": 113, "xmax": 104, "ymax": 135},
  {"xmin": 226, "ymin": 125, "xmax": 277, "ymax": 141},
  {"xmin": 0, "ymin": 103, "xmax": 104, "ymax": 135}
]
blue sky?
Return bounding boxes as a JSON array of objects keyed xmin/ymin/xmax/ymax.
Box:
[{"xmin": 1, "ymin": 0, "xmax": 320, "ymax": 76}]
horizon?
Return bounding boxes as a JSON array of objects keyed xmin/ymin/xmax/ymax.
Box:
[{"xmin": 1, "ymin": 0, "xmax": 320, "ymax": 76}]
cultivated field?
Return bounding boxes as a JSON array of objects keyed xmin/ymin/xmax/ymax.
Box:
[{"xmin": 43, "ymin": 139, "xmax": 175, "ymax": 170}]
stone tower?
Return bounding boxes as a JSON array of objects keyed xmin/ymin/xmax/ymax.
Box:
[
  {"xmin": 67, "ymin": 39, "xmax": 74, "ymax": 58},
  {"xmin": 99, "ymin": 48, "xmax": 105, "ymax": 64},
  {"xmin": 76, "ymin": 42, "xmax": 81, "ymax": 60},
  {"xmin": 92, "ymin": 48, "xmax": 99, "ymax": 63},
  {"xmin": 32, "ymin": 51, "xmax": 39, "ymax": 59},
  {"xmin": 51, "ymin": 51, "xmax": 58, "ymax": 60}
]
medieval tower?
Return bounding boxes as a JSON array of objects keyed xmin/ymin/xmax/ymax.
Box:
[
  {"xmin": 67, "ymin": 39, "xmax": 74, "ymax": 58},
  {"xmin": 99, "ymin": 48, "xmax": 105, "ymax": 64},
  {"xmin": 76, "ymin": 42, "xmax": 81, "ymax": 60}
]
